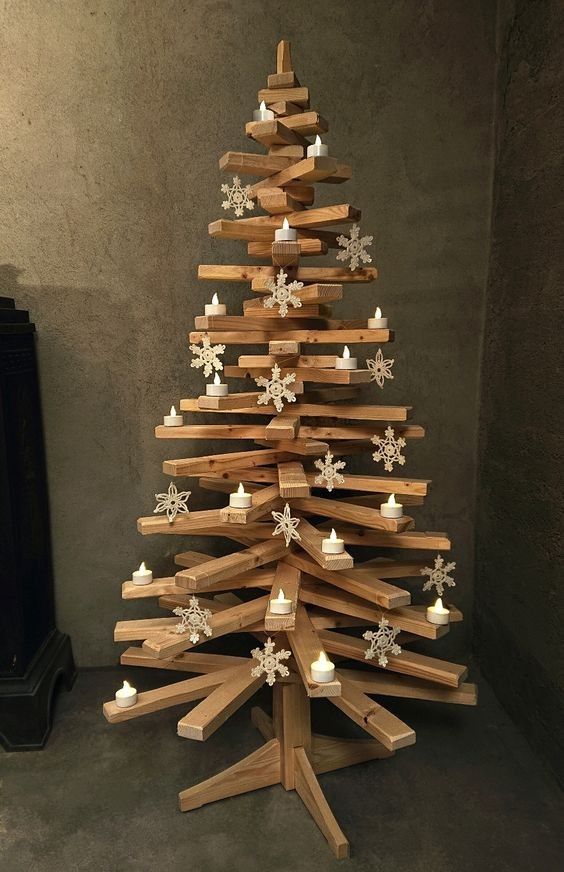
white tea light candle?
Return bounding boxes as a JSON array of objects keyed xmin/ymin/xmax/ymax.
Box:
[
  {"xmin": 132, "ymin": 561, "xmax": 153, "ymax": 586},
  {"xmin": 115, "ymin": 680, "xmax": 138, "ymax": 708},
  {"xmin": 163, "ymin": 405, "xmax": 183, "ymax": 427},
  {"xmin": 427, "ymin": 597, "xmax": 450, "ymax": 625},
  {"xmin": 253, "ymin": 100, "xmax": 275, "ymax": 122},
  {"xmin": 310, "ymin": 651, "xmax": 335, "ymax": 683},
  {"xmin": 368, "ymin": 307, "xmax": 388, "ymax": 329},
  {"xmin": 380, "ymin": 493, "xmax": 403, "ymax": 519},
  {"xmin": 307, "ymin": 134, "xmax": 329, "ymax": 158},
  {"xmin": 205, "ymin": 293, "xmax": 226, "ymax": 316},
  {"xmin": 274, "ymin": 217, "xmax": 298, "ymax": 242},
  {"xmin": 270, "ymin": 588, "xmax": 292, "ymax": 615},
  {"xmin": 229, "ymin": 482, "xmax": 252, "ymax": 509},
  {"xmin": 335, "ymin": 345, "xmax": 357, "ymax": 370},
  {"xmin": 206, "ymin": 373, "xmax": 228, "ymax": 397},
  {"xmin": 321, "ymin": 528, "xmax": 345, "ymax": 554}
]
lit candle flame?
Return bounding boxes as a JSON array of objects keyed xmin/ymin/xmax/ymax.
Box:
[
  {"xmin": 315, "ymin": 134, "xmax": 322, "ymax": 145},
  {"xmin": 342, "ymin": 345, "xmax": 350, "ymax": 359},
  {"xmin": 169, "ymin": 405, "xmax": 176, "ymax": 416},
  {"xmin": 318, "ymin": 651, "xmax": 328, "ymax": 664},
  {"xmin": 259, "ymin": 100, "xmax": 267, "ymax": 110},
  {"xmin": 122, "ymin": 680, "xmax": 132, "ymax": 691},
  {"xmin": 375, "ymin": 306, "xmax": 382, "ymax": 318},
  {"xmin": 213, "ymin": 373, "xmax": 221, "ymax": 385},
  {"xmin": 211, "ymin": 292, "xmax": 219, "ymax": 305},
  {"xmin": 329, "ymin": 528, "xmax": 338, "ymax": 541},
  {"xmin": 139, "ymin": 561, "xmax": 146, "ymax": 572},
  {"xmin": 435, "ymin": 597, "xmax": 444, "ymax": 610},
  {"xmin": 277, "ymin": 588, "xmax": 286, "ymax": 602},
  {"xmin": 237, "ymin": 482, "xmax": 245, "ymax": 495},
  {"xmin": 282, "ymin": 217, "xmax": 290, "ymax": 230},
  {"xmin": 387, "ymin": 493, "xmax": 397, "ymax": 507}
]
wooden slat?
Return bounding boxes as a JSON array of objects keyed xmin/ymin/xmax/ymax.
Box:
[
  {"xmin": 219, "ymin": 151, "xmax": 297, "ymax": 177},
  {"xmin": 220, "ymin": 483, "xmax": 281, "ymax": 524},
  {"xmin": 177, "ymin": 662, "xmax": 266, "ymax": 740},
  {"xmin": 197, "ymin": 264, "xmax": 377, "ymax": 283},
  {"xmin": 162, "ymin": 448, "xmax": 293, "ymax": 477},
  {"xmin": 288, "ymin": 605, "xmax": 341, "ymax": 697},
  {"xmin": 278, "ymin": 461, "xmax": 310, "ymax": 497},
  {"xmin": 264, "ymin": 562, "xmax": 301, "ymax": 632},
  {"xmin": 311, "ymin": 732, "xmax": 393, "ymax": 774},
  {"xmin": 196, "ymin": 392, "xmax": 264, "ymax": 411},
  {"xmin": 318, "ymin": 525, "xmax": 451, "ymax": 551},
  {"xmin": 255, "ymin": 438, "xmax": 328, "ymax": 457},
  {"xmin": 331, "ymin": 675, "xmax": 415, "ymax": 751},
  {"xmin": 248, "ymin": 238, "xmax": 326, "ymax": 257},
  {"xmin": 175, "ymin": 540, "xmax": 288, "ymax": 590},
  {"xmin": 340, "ymin": 669, "xmax": 478, "ymax": 706},
  {"xmin": 258, "ymin": 86, "xmax": 309, "ymax": 107},
  {"xmin": 120, "ymin": 647, "xmax": 250, "ymax": 674},
  {"xmin": 293, "ymin": 747, "xmax": 350, "ymax": 860},
  {"xmin": 189, "ymin": 328, "xmax": 391, "ymax": 346},
  {"xmin": 292, "ymin": 495, "xmax": 413, "ymax": 533},
  {"xmin": 265, "ymin": 415, "xmax": 300, "ymax": 439},
  {"xmin": 155, "ymin": 424, "xmax": 269, "ymax": 440},
  {"xmin": 225, "ymin": 365, "xmax": 373, "ymax": 385},
  {"xmin": 256, "ymin": 188, "xmax": 305, "ymax": 214},
  {"xmin": 245, "ymin": 118, "xmax": 307, "ymax": 148},
  {"xmin": 180, "ymin": 399, "xmax": 411, "ymax": 422},
  {"xmin": 280, "ymin": 111, "xmax": 329, "ymax": 136},
  {"xmin": 248, "ymin": 156, "xmax": 340, "ymax": 198},
  {"xmin": 297, "ymin": 518, "xmax": 354, "ymax": 570},
  {"xmin": 267, "ymin": 70, "xmax": 299, "ymax": 88}
]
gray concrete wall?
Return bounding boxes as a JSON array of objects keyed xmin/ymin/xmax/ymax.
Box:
[
  {"xmin": 475, "ymin": 0, "xmax": 564, "ymax": 785},
  {"xmin": 0, "ymin": 1, "xmax": 497, "ymax": 665}
]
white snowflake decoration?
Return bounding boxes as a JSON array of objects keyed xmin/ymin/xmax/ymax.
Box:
[
  {"xmin": 263, "ymin": 269, "xmax": 303, "ymax": 318},
  {"xmin": 363, "ymin": 618, "xmax": 402, "ymax": 667},
  {"xmin": 421, "ymin": 554, "xmax": 457, "ymax": 597},
  {"xmin": 314, "ymin": 451, "xmax": 346, "ymax": 492},
  {"xmin": 189, "ymin": 334, "xmax": 226, "ymax": 378},
  {"xmin": 154, "ymin": 482, "xmax": 191, "ymax": 523},
  {"xmin": 366, "ymin": 348, "xmax": 395, "ymax": 389},
  {"xmin": 271, "ymin": 502, "xmax": 301, "ymax": 547},
  {"xmin": 372, "ymin": 426, "xmax": 406, "ymax": 473},
  {"xmin": 336, "ymin": 224, "xmax": 373, "ymax": 271},
  {"xmin": 221, "ymin": 175, "xmax": 254, "ymax": 217},
  {"xmin": 173, "ymin": 596, "xmax": 213, "ymax": 643},
  {"xmin": 251, "ymin": 636, "xmax": 291, "ymax": 686},
  {"xmin": 255, "ymin": 363, "xmax": 297, "ymax": 413}
]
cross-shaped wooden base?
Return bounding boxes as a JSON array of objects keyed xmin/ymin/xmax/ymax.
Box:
[{"xmin": 178, "ymin": 681, "xmax": 393, "ymax": 859}]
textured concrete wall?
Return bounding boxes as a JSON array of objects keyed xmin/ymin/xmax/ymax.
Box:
[
  {"xmin": 0, "ymin": 1, "xmax": 497, "ymax": 665},
  {"xmin": 475, "ymin": 0, "xmax": 564, "ymax": 784}
]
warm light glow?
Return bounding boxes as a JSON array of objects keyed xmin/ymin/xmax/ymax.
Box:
[
  {"xmin": 435, "ymin": 597, "xmax": 444, "ymax": 610},
  {"xmin": 122, "ymin": 681, "xmax": 132, "ymax": 692},
  {"xmin": 318, "ymin": 650, "xmax": 328, "ymax": 664},
  {"xmin": 277, "ymin": 588, "xmax": 286, "ymax": 602},
  {"xmin": 329, "ymin": 528, "xmax": 338, "ymax": 541},
  {"xmin": 315, "ymin": 134, "xmax": 322, "ymax": 145},
  {"xmin": 211, "ymin": 292, "xmax": 219, "ymax": 305},
  {"xmin": 375, "ymin": 307, "xmax": 382, "ymax": 318},
  {"xmin": 169, "ymin": 405, "xmax": 177, "ymax": 416},
  {"xmin": 213, "ymin": 373, "xmax": 221, "ymax": 385},
  {"xmin": 237, "ymin": 482, "xmax": 245, "ymax": 495},
  {"xmin": 259, "ymin": 100, "xmax": 267, "ymax": 110},
  {"xmin": 342, "ymin": 345, "xmax": 351, "ymax": 359},
  {"xmin": 387, "ymin": 493, "xmax": 397, "ymax": 507},
  {"xmin": 139, "ymin": 562, "xmax": 146, "ymax": 572},
  {"xmin": 282, "ymin": 217, "xmax": 290, "ymax": 230}
]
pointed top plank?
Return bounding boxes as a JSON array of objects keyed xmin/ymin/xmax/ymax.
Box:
[{"xmin": 277, "ymin": 40, "xmax": 293, "ymax": 73}]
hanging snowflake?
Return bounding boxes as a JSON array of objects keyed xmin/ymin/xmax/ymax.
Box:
[
  {"xmin": 372, "ymin": 426, "xmax": 406, "ymax": 472},
  {"xmin": 189, "ymin": 334, "xmax": 226, "ymax": 378},
  {"xmin": 271, "ymin": 502, "xmax": 301, "ymax": 547},
  {"xmin": 336, "ymin": 224, "xmax": 373, "ymax": 271},
  {"xmin": 221, "ymin": 175, "xmax": 255, "ymax": 217},
  {"xmin": 250, "ymin": 636, "xmax": 291, "ymax": 686},
  {"xmin": 172, "ymin": 596, "xmax": 213, "ymax": 643},
  {"xmin": 421, "ymin": 554, "xmax": 457, "ymax": 597},
  {"xmin": 363, "ymin": 618, "xmax": 401, "ymax": 667},
  {"xmin": 314, "ymin": 451, "xmax": 346, "ymax": 492},
  {"xmin": 366, "ymin": 348, "xmax": 394, "ymax": 389},
  {"xmin": 255, "ymin": 363, "xmax": 297, "ymax": 413},
  {"xmin": 154, "ymin": 482, "xmax": 191, "ymax": 523},
  {"xmin": 263, "ymin": 269, "xmax": 303, "ymax": 318}
]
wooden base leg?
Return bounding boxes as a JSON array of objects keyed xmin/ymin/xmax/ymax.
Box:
[
  {"xmin": 294, "ymin": 747, "xmax": 350, "ymax": 860},
  {"xmin": 178, "ymin": 738, "xmax": 280, "ymax": 812},
  {"xmin": 311, "ymin": 732, "xmax": 393, "ymax": 774}
]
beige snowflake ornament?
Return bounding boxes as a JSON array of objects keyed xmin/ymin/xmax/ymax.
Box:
[
  {"xmin": 314, "ymin": 451, "xmax": 346, "ymax": 492},
  {"xmin": 263, "ymin": 269, "xmax": 304, "ymax": 317},
  {"xmin": 154, "ymin": 482, "xmax": 191, "ymax": 523},
  {"xmin": 363, "ymin": 618, "xmax": 401, "ymax": 667},
  {"xmin": 173, "ymin": 597, "xmax": 213, "ymax": 643},
  {"xmin": 221, "ymin": 175, "xmax": 254, "ymax": 217},
  {"xmin": 271, "ymin": 502, "xmax": 301, "ymax": 547},
  {"xmin": 250, "ymin": 637, "xmax": 291, "ymax": 686},
  {"xmin": 372, "ymin": 426, "xmax": 406, "ymax": 472},
  {"xmin": 366, "ymin": 348, "xmax": 394, "ymax": 389},
  {"xmin": 336, "ymin": 224, "xmax": 373, "ymax": 271},
  {"xmin": 421, "ymin": 554, "xmax": 456, "ymax": 596},
  {"xmin": 255, "ymin": 364, "xmax": 297, "ymax": 413},
  {"xmin": 189, "ymin": 334, "xmax": 226, "ymax": 378}
]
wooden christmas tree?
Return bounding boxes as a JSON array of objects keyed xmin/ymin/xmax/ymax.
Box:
[{"xmin": 103, "ymin": 41, "xmax": 476, "ymax": 859}]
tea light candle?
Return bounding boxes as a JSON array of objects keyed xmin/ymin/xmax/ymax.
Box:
[
  {"xmin": 310, "ymin": 651, "xmax": 335, "ymax": 683},
  {"xmin": 132, "ymin": 561, "xmax": 153, "ymax": 585},
  {"xmin": 229, "ymin": 482, "xmax": 252, "ymax": 509},
  {"xmin": 270, "ymin": 588, "xmax": 292, "ymax": 615},
  {"xmin": 368, "ymin": 307, "xmax": 388, "ymax": 329},
  {"xmin": 426, "ymin": 596, "xmax": 450, "ymax": 625},
  {"xmin": 115, "ymin": 680, "xmax": 138, "ymax": 708},
  {"xmin": 206, "ymin": 373, "xmax": 228, "ymax": 396},
  {"xmin": 274, "ymin": 217, "xmax": 298, "ymax": 242},
  {"xmin": 163, "ymin": 405, "xmax": 183, "ymax": 427},
  {"xmin": 321, "ymin": 528, "xmax": 345, "ymax": 554},
  {"xmin": 335, "ymin": 345, "xmax": 357, "ymax": 370},
  {"xmin": 307, "ymin": 134, "xmax": 329, "ymax": 158},
  {"xmin": 205, "ymin": 293, "xmax": 226, "ymax": 316},
  {"xmin": 380, "ymin": 493, "xmax": 403, "ymax": 519},
  {"xmin": 253, "ymin": 100, "xmax": 275, "ymax": 122}
]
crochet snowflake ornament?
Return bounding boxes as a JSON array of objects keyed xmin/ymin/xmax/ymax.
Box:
[
  {"xmin": 336, "ymin": 224, "xmax": 373, "ymax": 271},
  {"xmin": 221, "ymin": 175, "xmax": 254, "ymax": 217},
  {"xmin": 271, "ymin": 502, "xmax": 301, "ymax": 547},
  {"xmin": 372, "ymin": 426, "xmax": 406, "ymax": 473},
  {"xmin": 421, "ymin": 554, "xmax": 456, "ymax": 597},
  {"xmin": 251, "ymin": 636, "xmax": 291, "ymax": 686},
  {"xmin": 255, "ymin": 363, "xmax": 297, "ymax": 413},
  {"xmin": 263, "ymin": 268, "xmax": 303, "ymax": 317},
  {"xmin": 189, "ymin": 335, "xmax": 226, "ymax": 378},
  {"xmin": 173, "ymin": 596, "xmax": 213, "ymax": 643},
  {"xmin": 363, "ymin": 618, "xmax": 402, "ymax": 667},
  {"xmin": 366, "ymin": 348, "xmax": 394, "ymax": 389},
  {"xmin": 314, "ymin": 451, "xmax": 346, "ymax": 492},
  {"xmin": 154, "ymin": 482, "xmax": 191, "ymax": 523}
]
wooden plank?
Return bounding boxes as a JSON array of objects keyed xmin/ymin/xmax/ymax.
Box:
[
  {"xmin": 196, "ymin": 392, "xmax": 264, "ymax": 411},
  {"xmin": 248, "ymin": 238, "xmax": 326, "ymax": 258},
  {"xmin": 269, "ymin": 100, "xmax": 303, "ymax": 116},
  {"xmin": 264, "ymin": 562, "xmax": 301, "ymax": 632},
  {"xmin": 103, "ymin": 669, "xmax": 232, "ymax": 723},
  {"xmin": 340, "ymin": 669, "xmax": 478, "ymax": 706},
  {"xmin": 293, "ymin": 747, "xmax": 350, "ymax": 859},
  {"xmin": 122, "ymin": 577, "xmax": 185, "ymax": 599},
  {"xmin": 219, "ymin": 151, "xmax": 297, "ymax": 177},
  {"xmin": 256, "ymin": 188, "xmax": 305, "ymax": 214},
  {"xmin": 248, "ymin": 156, "xmax": 339, "ymax": 197},
  {"xmin": 283, "ymin": 204, "xmax": 361, "ymax": 229},
  {"xmin": 180, "ymin": 398, "xmax": 411, "ymax": 423},
  {"xmin": 178, "ymin": 738, "xmax": 281, "ymax": 812},
  {"xmin": 177, "ymin": 662, "xmax": 266, "ymax": 740},
  {"xmin": 225, "ymin": 365, "xmax": 373, "ymax": 385},
  {"xmin": 175, "ymin": 540, "xmax": 288, "ymax": 591},
  {"xmin": 189, "ymin": 328, "xmax": 391, "ymax": 345},
  {"xmin": 268, "ymin": 144, "xmax": 306, "ymax": 158},
  {"xmin": 277, "ymin": 39, "xmax": 292, "ymax": 73},
  {"xmin": 245, "ymin": 118, "xmax": 307, "ymax": 148},
  {"xmin": 265, "ymin": 415, "xmax": 300, "ymax": 439},
  {"xmin": 197, "ymin": 264, "xmax": 377, "ymax": 283},
  {"xmin": 297, "ymin": 518, "xmax": 354, "ymax": 570},
  {"xmin": 255, "ymin": 438, "xmax": 328, "ymax": 457},
  {"xmin": 273, "ymin": 682, "xmax": 311, "ymax": 789},
  {"xmin": 162, "ymin": 448, "xmax": 293, "ymax": 477},
  {"xmin": 220, "ymin": 483, "xmax": 281, "ymax": 524},
  {"xmin": 280, "ymin": 111, "xmax": 329, "ymax": 136},
  {"xmin": 331, "ymin": 675, "xmax": 415, "ymax": 752},
  {"xmin": 311, "ymin": 733, "xmax": 393, "ymax": 774},
  {"xmin": 155, "ymin": 424, "xmax": 269, "ymax": 440},
  {"xmin": 318, "ymin": 525, "xmax": 451, "ymax": 551},
  {"xmin": 259, "ymin": 86, "xmax": 309, "ymax": 107},
  {"xmin": 120, "ymin": 647, "xmax": 249, "ymax": 674},
  {"xmin": 267, "ymin": 70, "xmax": 299, "ymax": 88},
  {"xmin": 278, "ymin": 461, "xmax": 310, "ymax": 497},
  {"xmin": 288, "ymin": 605, "xmax": 342, "ymax": 698},
  {"xmin": 292, "ymin": 495, "xmax": 413, "ymax": 533}
]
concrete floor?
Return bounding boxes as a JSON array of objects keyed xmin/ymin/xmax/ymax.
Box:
[{"xmin": 1, "ymin": 667, "xmax": 563, "ymax": 872}]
